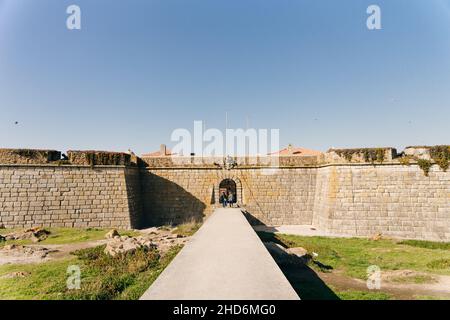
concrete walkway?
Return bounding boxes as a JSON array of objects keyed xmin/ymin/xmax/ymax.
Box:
[{"xmin": 140, "ymin": 208, "xmax": 299, "ymax": 300}]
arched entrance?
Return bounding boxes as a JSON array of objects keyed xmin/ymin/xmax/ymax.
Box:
[{"xmin": 219, "ymin": 179, "xmax": 237, "ymax": 204}]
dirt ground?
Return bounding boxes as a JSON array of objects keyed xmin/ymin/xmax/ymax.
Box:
[
  {"xmin": 282, "ymin": 264, "xmax": 450, "ymax": 300},
  {"xmin": 0, "ymin": 226, "xmax": 189, "ymax": 266},
  {"xmin": 0, "ymin": 240, "xmax": 108, "ymax": 265}
]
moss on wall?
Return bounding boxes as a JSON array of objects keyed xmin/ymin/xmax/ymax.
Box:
[{"xmin": 67, "ymin": 151, "xmax": 131, "ymax": 166}]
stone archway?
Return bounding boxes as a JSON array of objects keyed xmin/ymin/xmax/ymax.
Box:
[
  {"xmin": 214, "ymin": 174, "xmax": 244, "ymax": 206},
  {"xmin": 219, "ymin": 179, "xmax": 237, "ymax": 204}
]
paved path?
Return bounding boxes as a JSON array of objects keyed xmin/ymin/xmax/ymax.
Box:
[{"xmin": 140, "ymin": 208, "xmax": 299, "ymax": 300}]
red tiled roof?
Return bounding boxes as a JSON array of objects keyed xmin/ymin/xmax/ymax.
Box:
[
  {"xmin": 142, "ymin": 149, "xmax": 176, "ymax": 157},
  {"xmin": 269, "ymin": 146, "xmax": 323, "ymax": 156}
]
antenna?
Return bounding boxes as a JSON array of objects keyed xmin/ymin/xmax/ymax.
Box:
[
  {"xmin": 225, "ymin": 112, "xmax": 228, "ymax": 131},
  {"xmin": 225, "ymin": 112, "xmax": 228, "ymax": 157}
]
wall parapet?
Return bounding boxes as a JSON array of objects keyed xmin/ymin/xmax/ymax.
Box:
[
  {"xmin": 141, "ymin": 155, "xmax": 322, "ymax": 169},
  {"xmin": 326, "ymin": 147, "xmax": 396, "ymax": 164},
  {"xmin": 67, "ymin": 150, "xmax": 132, "ymax": 166},
  {"xmin": 0, "ymin": 148, "xmax": 61, "ymax": 165}
]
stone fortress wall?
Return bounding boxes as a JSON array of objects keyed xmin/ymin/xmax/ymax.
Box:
[
  {"xmin": 0, "ymin": 150, "xmax": 142, "ymax": 229},
  {"xmin": 0, "ymin": 146, "xmax": 449, "ymax": 241}
]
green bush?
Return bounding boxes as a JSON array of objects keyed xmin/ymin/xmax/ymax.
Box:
[
  {"xmin": 64, "ymin": 245, "xmax": 162, "ymax": 300},
  {"xmin": 417, "ymin": 159, "xmax": 432, "ymax": 176},
  {"xmin": 430, "ymin": 145, "xmax": 450, "ymax": 171}
]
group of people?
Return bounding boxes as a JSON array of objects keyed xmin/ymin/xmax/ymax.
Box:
[{"xmin": 220, "ymin": 191, "xmax": 235, "ymax": 208}]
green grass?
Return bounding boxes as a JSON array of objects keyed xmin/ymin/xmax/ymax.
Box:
[
  {"xmin": 257, "ymin": 232, "xmax": 450, "ymax": 279},
  {"xmin": 116, "ymin": 246, "xmax": 181, "ymax": 300},
  {"xmin": 336, "ymin": 290, "xmax": 391, "ymax": 300},
  {"xmin": 0, "ymin": 244, "xmax": 182, "ymax": 300},
  {"xmin": 0, "ymin": 228, "xmax": 140, "ymax": 247},
  {"xmin": 0, "ymin": 258, "xmax": 77, "ymax": 300},
  {"xmin": 414, "ymin": 295, "xmax": 449, "ymax": 300},
  {"xmin": 171, "ymin": 222, "xmax": 201, "ymax": 237},
  {"xmin": 427, "ymin": 258, "xmax": 450, "ymax": 270},
  {"xmin": 398, "ymin": 239, "xmax": 450, "ymax": 250}
]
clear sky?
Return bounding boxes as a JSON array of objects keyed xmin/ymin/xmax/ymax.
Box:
[{"xmin": 0, "ymin": 0, "xmax": 449, "ymax": 155}]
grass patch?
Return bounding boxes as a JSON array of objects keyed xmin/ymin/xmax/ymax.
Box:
[
  {"xmin": 336, "ymin": 290, "xmax": 391, "ymax": 300},
  {"xmin": 0, "ymin": 244, "xmax": 182, "ymax": 300},
  {"xmin": 398, "ymin": 239, "xmax": 450, "ymax": 250},
  {"xmin": 0, "ymin": 258, "xmax": 76, "ymax": 300},
  {"xmin": 171, "ymin": 222, "xmax": 201, "ymax": 237},
  {"xmin": 65, "ymin": 244, "xmax": 182, "ymax": 300},
  {"xmin": 427, "ymin": 258, "xmax": 450, "ymax": 270},
  {"xmin": 0, "ymin": 228, "xmax": 140, "ymax": 247},
  {"xmin": 257, "ymin": 232, "xmax": 450, "ymax": 279},
  {"xmin": 414, "ymin": 295, "xmax": 448, "ymax": 300}
]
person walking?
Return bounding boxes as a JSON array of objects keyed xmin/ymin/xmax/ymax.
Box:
[
  {"xmin": 228, "ymin": 192, "xmax": 234, "ymax": 208},
  {"xmin": 220, "ymin": 191, "xmax": 227, "ymax": 208}
]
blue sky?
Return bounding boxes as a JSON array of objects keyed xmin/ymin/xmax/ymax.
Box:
[{"xmin": 0, "ymin": 0, "xmax": 449, "ymax": 154}]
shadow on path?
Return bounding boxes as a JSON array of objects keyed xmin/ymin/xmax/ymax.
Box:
[
  {"xmin": 279, "ymin": 261, "xmax": 340, "ymax": 300},
  {"xmin": 257, "ymin": 231, "xmax": 340, "ymax": 300}
]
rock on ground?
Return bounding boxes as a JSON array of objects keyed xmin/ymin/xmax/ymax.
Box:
[
  {"xmin": 0, "ymin": 271, "xmax": 31, "ymax": 279},
  {"xmin": 0, "ymin": 244, "xmax": 56, "ymax": 265},
  {"xmin": 105, "ymin": 229, "xmax": 120, "ymax": 239},
  {"xmin": 286, "ymin": 246, "xmax": 308, "ymax": 258},
  {"xmin": 264, "ymin": 242, "xmax": 310, "ymax": 265},
  {"xmin": 3, "ymin": 227, "xmax": 50, "ymax": 243},
  {"xmin": 104, "ymin": 229, "xmax": 190, "ymax": 257}
]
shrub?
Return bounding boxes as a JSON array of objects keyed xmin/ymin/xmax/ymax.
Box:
[
  {"xmin": 430, "ymin": 145, "xmax": 450, "ymax": 172},
  {"xmin": 417, "ymin": 159, "xmax": 432, "ymax": 176},
  {"xmin": 331, "ymin": 148, "xmax": 388, "ymax": 163},
  {"xmin": 65, "ymin": 245, "xmax": 161, "ymax": 300}
]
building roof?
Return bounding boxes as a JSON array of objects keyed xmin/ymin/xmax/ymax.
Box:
[
  {"xmin": 141, "ymin": 150, "xmax": 176, "ymax": 157},
  {"xmin": 268, "ymin": 145, "xmax": 323, "ymax": 156}
]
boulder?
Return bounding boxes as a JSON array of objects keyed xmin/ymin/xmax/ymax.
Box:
[
  {"xmin": 3, "ymin": 227, "xmax": 50, "ymax": 242},
  {"xmin": 104, "ymin": 236, "xmax": 156, "ymax": 257},
  {"xmin": 105, "ymin": 229, "xmax": 120, "ymax": 239},
  {"xmin": 30, "ymin": 234, "xmax": 41, "ymax": 243},
  {"xmin": 103, "ymin": 230, "xmax": 190, "ymax": 257},
  {"xmin": 0, "ymin": 244, "xmax": 52, "ymax": 259},
  {"xmin": 370, "ymin": 233, "xmax": 383, "ymax": 241},
  {"xmin": 264, "ymin": 242, "xmax": 310, "ymax": 265},
  {"xmin": 286, "ymin": 247, "xmax": 308, "ymax": 258},
  {"xmin": 2, "ymin": 244, "xmax": 17, "ymax": 251}
]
